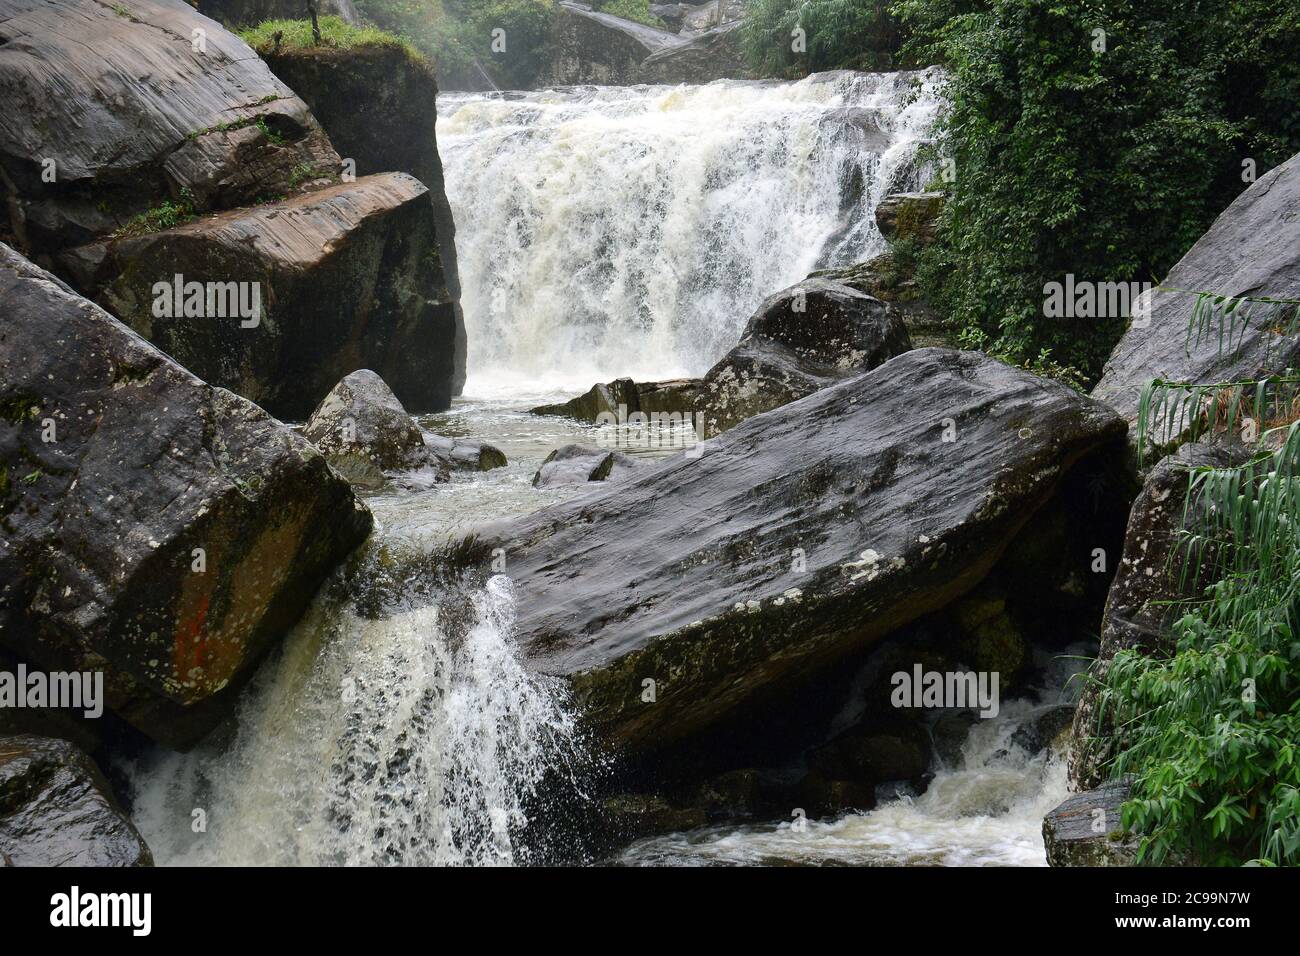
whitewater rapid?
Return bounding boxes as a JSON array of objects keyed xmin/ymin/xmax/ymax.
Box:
[{"xmin": 438, "ymin": 69, "xmax": 942, "ymax": 395}]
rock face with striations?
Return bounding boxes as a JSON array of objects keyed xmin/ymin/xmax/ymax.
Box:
[
  {"xmin": 1092, "ymin": 150, "xmax": 1300, "ymax": 436},
  {"xmin": 88, "ymin": 174, "xmax": 456, "ymax": 421},
  {"xmin": 1069, "ymin": 443, "xmax": 1234, "ymax": 790},
  {"xmin": 637, "ymin": 18, "xmax": 747, "ymax": 84},
  {"xmin": 0, "ymin": 0, "xmax": 339, "ymax": 257},
  {"xmin": 1042, "ymin": 779, "xmax": 1138, "ymax": 866},
  {"xmin": 256, "ymin": 35, "xmax": 467, "ymax": 395},
  {"xmin": 0, "ymin": 244, "xmax": 372, "ymax": 749},
  {"xmin": 0, "ymin": 735, "xmax": 153, "ymax": 866},
  {"xmin": 697, "ymin": 277, "xmax": 912, "ymax": 436},
  {"xmin": 542, "ymin": 1, "xmax": 684, "ymax": 86},
  {"xmin": 460, "ymin": 349, "xmax": 1127, "ymax": 752}
]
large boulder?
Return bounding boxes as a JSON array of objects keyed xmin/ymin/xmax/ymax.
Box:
[
  {"xmin": 1092, "ymin": 151, "xmax": 1300, "ymax": 436},
  {"xmin": 460, "ymin": 348, "xmax": 1127, "ymax": 752},
  {"xmin": 0, "ymin": 244, "xmax": 372, "ymax": 748},
  {"xmin": 1043, "ymin": 779, "xmax": 1138, "ymax": 866},
  {"xmin": 697, "ymin": 277, "xmax": 912, "ymax": 436},
  {"xmin": 0, "ymin": 0, "xmax": 340, "ymax": 257},
  {"xmin": 255, "ymin": 31, "xmax": 467, "ymax": 395},
  {"xmin": 1069, "ymin": 443, "xmax": 1234, "ymax": 789},
  {"xmin": 0, "ymin": 735, "xmax": 153, "ymax": 866},
  {"xmin": 541, "ymin": 1, "xmax": 683, "ymax": 86},
  {"xmin": 637, "ymin": 19, "xmax": 747, "ymax": 84},
  {"xmin": 83, "ymin": 174, "xmax": 457, "ymax": 421},
  {"xmin": 421, "ymin": 434, "xmax": 509, "ymax": 473},
  {"xmin": 303, "ymin": 370, "xmax": 448, "ymax": 490}
]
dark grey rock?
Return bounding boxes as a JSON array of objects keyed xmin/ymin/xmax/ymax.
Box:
[
  {"xmin": 0, "ymin": 735, "xmax": 153, "ymax": 867},
  {"xmin": 532, "ymin": 444, "xmax": 640, "ymax": 488},
  {"xmin": 456, "ymin": 348, "xmax": 1127, "ymax": 753},
  {"xmin": 875, "ymin": 191, "xmax": 944, "ymax": 246},
  {"xmin": 89, "ymin": 174, "xmax": 457, "ymax": 421},
  {"xmin": 698, "ymin": 277, "xmax": 912, "ymax": 436},
  {"xmin": 806, "ymin": 719, "xmax": 932, "ymax": 785},
  {"xmin": 1043, "ymin": 779, "xmax": 1138, "ymax": 866},
  {"xmin": 421, "ymin": 434, "xmax": 508, "ymax": 473},
  {"xmin": 542, "ymin": 2, "xmax": 682, "ymax": 86},
  {"xmin": 0, "ymin": 244, "xmax": 372, "ymax": 749},
  {"xmin": 1092, "ymin": 150, "xmax": 1300, "ymax": 438},
  {"xmin": 0, "ymin": 0, "xmax": 339, "ymax": 256}
]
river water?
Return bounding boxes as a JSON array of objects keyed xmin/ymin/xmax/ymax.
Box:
[{"xmin": 127, "ymin": 70, "xmax": 1073, "ymax": 866}]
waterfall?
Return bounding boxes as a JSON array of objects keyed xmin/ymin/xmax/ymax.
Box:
[
  {"xmin": 437, "ymin": 69, "xmax": 942, "ymax": 396},
  {"xmin": 128, "ymin": 575, "xmax": 590, "ymax": 866}
]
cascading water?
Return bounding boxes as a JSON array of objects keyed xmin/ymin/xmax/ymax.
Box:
[
  {"xmin": 129, "ymin": 573, "xmax": 590, "ymax": 866},
  {"xmin": 438, "ymin": 69, "xmax": 943, "ymax": 395}
]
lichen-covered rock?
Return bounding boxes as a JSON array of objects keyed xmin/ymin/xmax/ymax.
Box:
[
  {"xmin": 812, "ymin": 252, "xmax": 949, "ymax": 347},
  {"xmin": 0, "ymin": 735, "xmax": 153, "ymax": 866},
  {"xmin": 1069, "ymin": 444, "xmax": 1235, "ymax": 789},
  {"xmin": 256, "ymin": 36, "xmax": 467, "ymax": 394},
  {"xmin": 0, "ymin": 0, "xmax": 340, "ymax": 256},
  {"xmin": 542, "ymin": 1, "xmax": 682, "ymax": 86},
  {"xmin": 303, "ymin": 370, "xmax": 448, "ymax": 489},
  {"xmin": 1092, "ymin": 150, "xmax": 1300, "ymax": 437},
  {"xmin": 532, "ymin": 444, "xmax": 640, "ymax": 488},
  {"xmin": 86, "ymin": 173, "xmax": 457, "ymax": 421},
  {"xmin": 0, "ymin": 244, "xmax": 372, "ymax": 748},
  {"xmin": 455, "ymin": 348, "xmax": 1127, "ymax": 752},
  {"xmin": 1043, "ymin": 780, "xmax": 1138, "ymax": 866},
  {"xmin": 698, "ymin": 277, "xmax": 912, "ymax": 436},
  {"xmin": 875, "ymin": 192, "xmax": 944, "ymax": 246}
]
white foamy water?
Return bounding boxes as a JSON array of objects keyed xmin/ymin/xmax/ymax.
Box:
[
  {"xmin": 617, "ymin": 689, "xmax": 1079, "ymax": 867},
  {"xmin": 130, "ymin": 575, "xmax": 586, "ymax": 866},
  {"xmin": 438, "ymin": 70, "xmax": 942, "ymax": 394}
]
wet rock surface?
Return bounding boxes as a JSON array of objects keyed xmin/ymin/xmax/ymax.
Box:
[
  {"xmin": 456, "ymin": 348, "xmax": 1127, "ymax": 753},
  {"xmin": 1092, "ymin": 151, "xmax": 1300, "ymax": 435},
  {"xmin": 532, "ymin": 444, "xmax": 640, "ymax": 488},
  {"xmin": 0, "ymin": 244, "xmax": 372, "ymax": 748},
  {"xmin": 697, "ymin": 277, "xmax": 912, "ymax": 436},
  {"xmin": 0, "ymin": 735, "xmax": 153, "ymax": 867},
  {"xmin": 88, "ymin": 174, "xmax": 456, "ymax": 421},
  {"xmin": 1043, "ymin": 779, "xmax": 1137, "ymax": 866},
  {"xmin": 0, "ymin": 0, "xmax": 338, "ymax": 257}
]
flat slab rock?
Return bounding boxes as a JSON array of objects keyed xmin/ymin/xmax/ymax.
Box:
[
  {"xmin": 1043, "ymin": 779, "xmax": 1138, "ymax": 866},
  {"xmin": 0, "ymin": 735, "xmax": 152, "ymax": 866},
  {"xmin": 0, "ymin": 0, "xmax": 338, "ymax": 252},
  {"xmin": 91, "ymin": 173, "xmax": 456, "ymax": 421},
  {"xmin": 0, "ymin": 243, "xmax": 372, "ymax": 748},
  {"xmin": 467, "ymin": 348, "xmax": 1127, "ymax": 751},
  {"xmin": 1092, "ymin": 150, "xmax": 1300, "ymax": 433}
]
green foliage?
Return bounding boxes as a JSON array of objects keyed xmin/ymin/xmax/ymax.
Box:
[
  {"xmin": 239, "ymin": 15, "xmax": 420, "ymax": 58},
  {"xmin": 741, "ymin": 0, "xmax": 904, "ymax": 78},
  {"xmin": 357, "ymin": 0, "xmax": 555, "ymax": 90},
  {"xmin": 895, "ymin": 0, "xmax": 1300, "ymax": 383},
  {"xmin": 1101, "ymin": 423, "xmax": 1300, "ymax": 865},
  {"xmin": 590, "ymin": 0, "xmax": 662, "ymax": 27},
  {"xmin": 114, "ymin": 190, "xmax": 197, "ymax": 239}
]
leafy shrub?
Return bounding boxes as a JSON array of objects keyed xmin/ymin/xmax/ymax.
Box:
[
  {"xmin": 741, "ymin": 0, "xmax": 905, "ymax": 77},
  {"xmin": 895, "ymin": 0, "xmax": 1300, "ymax": 382}
]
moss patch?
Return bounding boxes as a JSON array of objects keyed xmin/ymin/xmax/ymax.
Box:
[{"xmin": 239, "ymin": 16, "xmax": 423, "ymax": 63}]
